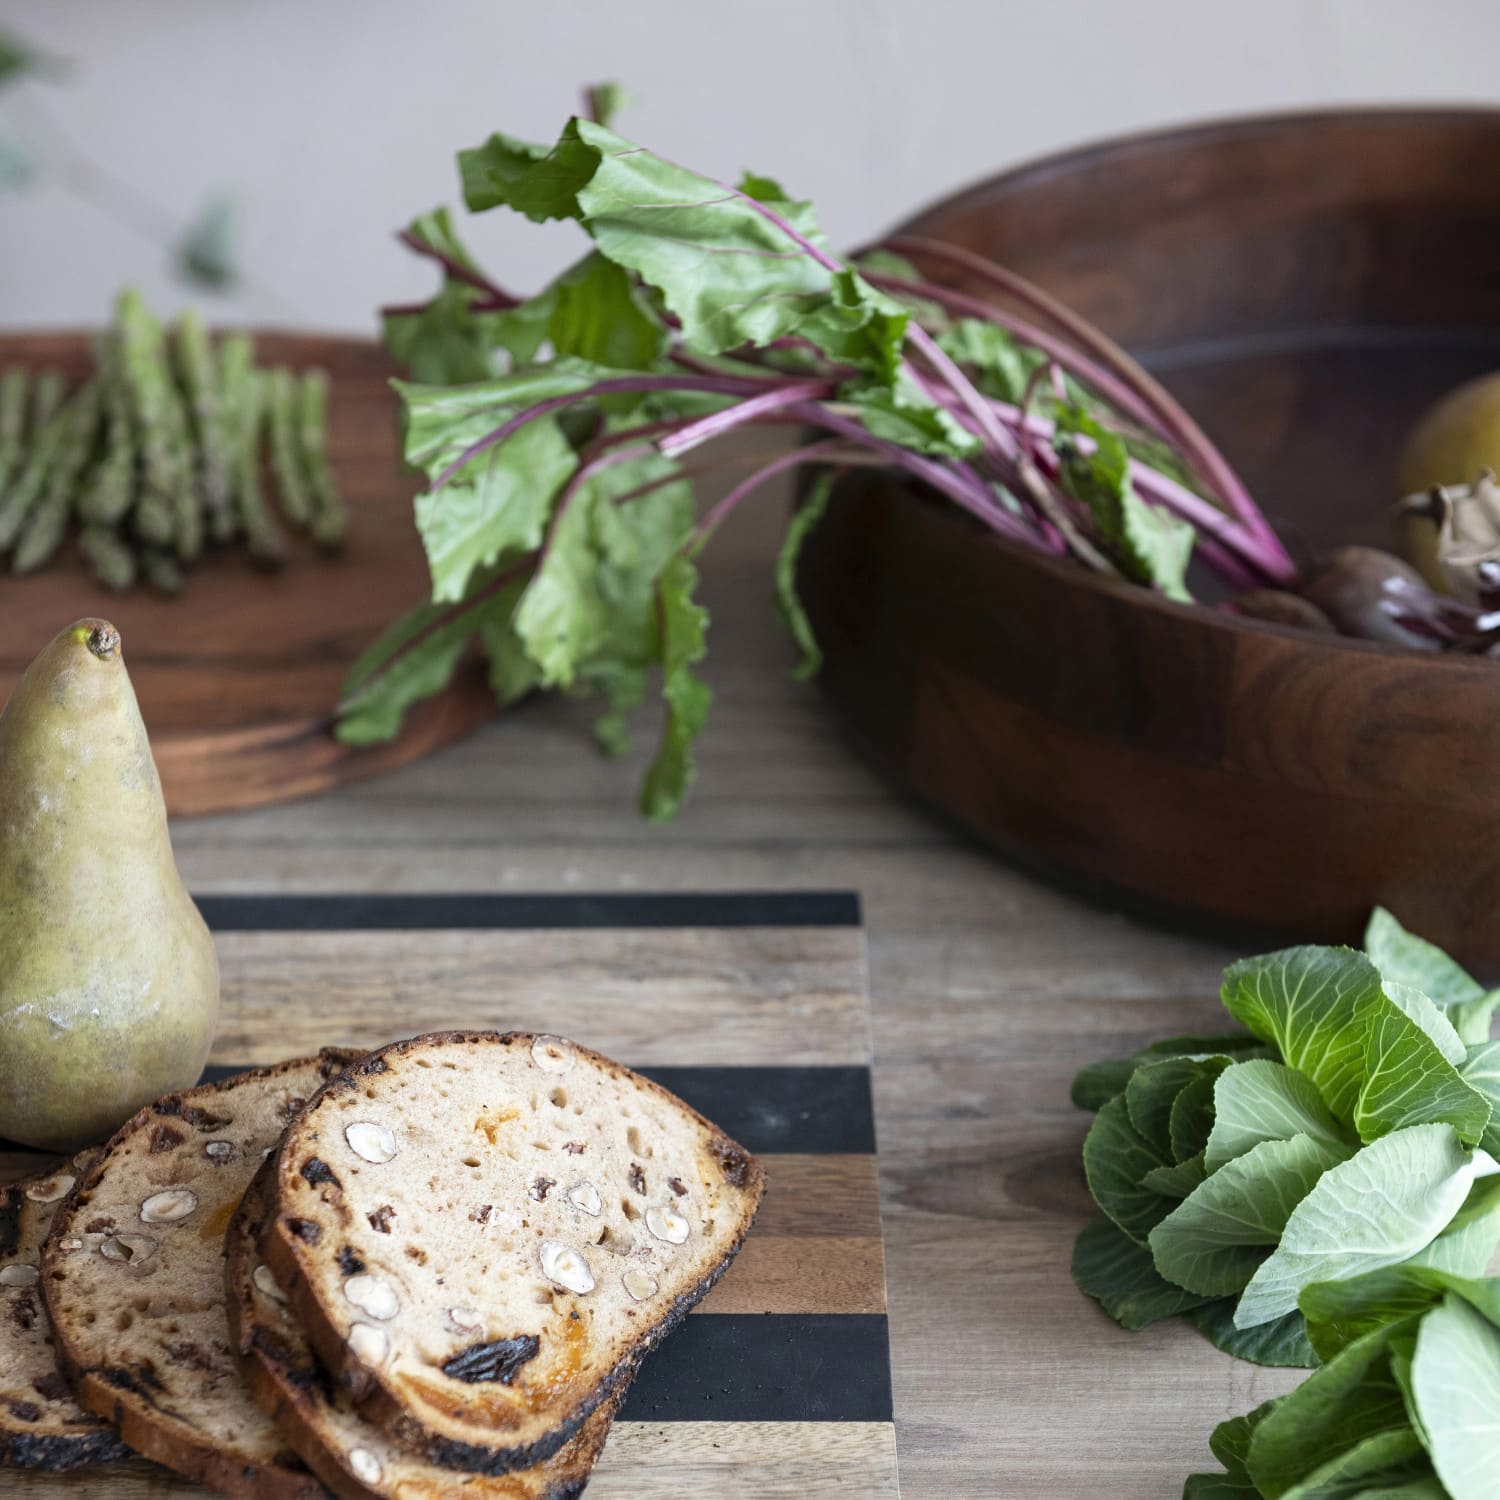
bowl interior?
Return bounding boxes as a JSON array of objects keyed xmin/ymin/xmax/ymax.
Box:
[{"xmin": 900, "ymin": 110, "xmax": 1500, "ymax": 557}]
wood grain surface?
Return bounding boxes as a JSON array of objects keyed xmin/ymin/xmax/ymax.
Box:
[
  {"xmin": 797, "ymin": 110, "xmax": 1500, "ymax": 963},
  {"xmin": 0, "ymin": 332, "xmax": 494, "ymax": 817},
  {"xmin": 134, "ymin": 465, "xmax": 1317, "ymax": 1499}
]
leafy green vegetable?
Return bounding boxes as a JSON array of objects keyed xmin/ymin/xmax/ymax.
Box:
[
  {"xmin": 1151, "ymin": 1135, "xmax": 1345, "ymax": 1297},
  {"xmin": 1078, "ymin": 917, "xmax": 1500, "ymax": 1404},
  {"xmin": 1220, "ymin": 947, "xmax": 1381, "ymax": 1125},
  {"xmin": 1410, "ymin": 1296, "xmax": 1500, "ymax": 1500},
  {"xmin": 1082, "ymin": 1093, "xmax": 1175, "ymax": 1246},
  {"xmin": 775, "ymin": 472, "xmax": 834, "ymax": 681},
  {"xmin": 359, "ymin": 93, "xmax": 1304, "ymax": 814},
  {"xmin": 638, "ymin": 553, "xmax": 712, "ymax": 821},
  {"xmin": 1054, "ymin": 405, "xmax": 1195, "ymax": 602},
  {"xmin": 1366, "ymin": 907, "xmax": 1500, "ymax": 1047},
  {"xmin": 1072, "ymin": 1213, "xmax": 1214, "ymax": 1329},
  {"xmin": 1205, "ymin": 1060, "xmax": 1352, "ymax": 1171},
  {"xmin": 1235, "ymin": 1126, "xmax": 1497, "ymax": 1330},
  {"xmin": 1186, "ymin": 1302, "xmax": 1316, "ymax": 1368}
]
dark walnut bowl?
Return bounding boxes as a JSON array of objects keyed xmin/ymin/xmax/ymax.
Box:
[{"xmin": 796, "ymin": 109, "xmax": 1500, "ymax": 964}]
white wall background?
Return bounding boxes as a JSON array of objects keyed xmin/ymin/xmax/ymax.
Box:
[{"xmin": 1, "ymin": 0, "xmax": 1497, "ymax": 334}]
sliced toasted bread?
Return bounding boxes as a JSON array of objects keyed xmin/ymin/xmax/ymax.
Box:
[
  {"xmin": 228, "ymin": 1160, "xmax": 620, "ymax": 1499},
  {"xmin": 262, "ymin": 1031, "xmax": 764, "ymax": 1474},
  {"xmin": 0, "ymin": 1163, "xmax": 127, "ymax": 1471},
  {"xmin": 41, "ymin": 1050, "xmax": 364, "ymax": 1497}
]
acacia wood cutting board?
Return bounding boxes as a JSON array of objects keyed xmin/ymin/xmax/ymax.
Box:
[
  {"xmin": 0, "ymin": 891, "xmax": 899, "ymax": 1498},
  {"xmin": 0, "ymin": 333, "xmax": 495, "ymax": 818}
]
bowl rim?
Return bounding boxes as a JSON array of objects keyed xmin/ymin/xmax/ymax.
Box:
[
  {"xmin": 880, "ymin": 105, "xmax": 1500, "ymax": 676},
  {"xmin": 897, "ymin": 103, "xmax": 1500, "ymax": 223}
]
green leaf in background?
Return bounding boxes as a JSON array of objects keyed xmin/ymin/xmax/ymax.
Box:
[
  {"xmin": 798, "ymin": 269, "xmax": 910, "ymax": 383},
  {"xmin": 1186, "ymin": 1301, "xmax": 1317, "ymax": 1368},
  {"xmin": 545, "ymin": 252, "xmax": 665, "ymax": 370},
  {"xmin": 1365, "ymin": 906, "xmax": 1500, "ymax": 1046},
  {"xmin": 1071, "ymin": 1032, "xmax": 1267, "ymax": 1113},
  {"xmin": 1183, "ymin": 1473, "xmax": 1259, "ymax": 1498},
  {"xmin": 1459, "ymin": 1039, "xmax": 1500, "ymax": 1157},
  {"xmin": 1235, "ymin": 1125, "xmax": 1495, "ymax": 1329},
  {"xmin": 335, "ymin": 594, "xmax": 490, "ymax": 744},
  {"xmin": 848, "ymin": 368, "xmax": 984, "ymax": 457},
  {"xmin": 477, "ymin": 574, "xmax": 541, "ymax": 706},
  {"xmin": 774, "ymin": 470, "xmax": 833, "ymax": 681},
  {"xmin": 1205, "ymin": 1059, "xmax": 1352, "ymax": 1171},
  {"xmin": 1408, "ymin": 1172, "xmax": 1500, "ymax": 1276},
  {"xmin": 639, "ymin": 552, "xmax": 712, "ymax": 821},
  {"xmin": 1411, "ymin": 1294, "xmax": 1500, "ymax": 1500},
  {"xmin": 397, "ymin": 360, "xmax": 622, "ymax": 477},
  {"xmin": 1354, "ymin": 990, "xmax": 1491, "ymax": 1146},
  {"xmin": 1300, "ymin": 1265, "xmax": 1500, "ymax": 1362},
  {"xmin": 513, "ymin": 446, "xmax": 692, "ymax": 690},
  {"xmin": 459, "ymin": 123, "xmax": 596, "ymax": 220},
  {"xmin": 1221, "ymin": 947, "xmax": 1384, "ymax": 1125},
  {"xmin": 1171, "ymin": 1074, "xmax": 1222, "ymax": 1163},
  {"xmin": 584, "ymin": 80, "xmax": 632, "ymax": 129},
  {"xmin": 414, "ymin": 412, "xmax": 577, "ymax": 602},
  {"xmin": 384, "ymin": 208, "xmax": 522, "ymax": 384},
  {"xmin": 1127, "ymin": 1057, "xmax": 1227, "ymax": 1161},
  {"xmin": 0, "ymin": 26, "xmax": 38, "ymax": 90},
  {"xmin": 1149, "ymin": 1134, "xmax": 1344, "ymax": 1297},
  {"xmin": 174, "ymin": 196, "xmax": 240, "ymax": 291},
  {"xmin": 936, "ymin": 317, "xmax": 1049, "ymax": 404},
  {"xmin": 1054, "ymin": 405, "xmax": 1195, "ymax": 602},
  {"xmin": 1082, "ymin": 1093, "xmax": 1173, "ymax": 1245},
  {"xmin": 1143, "ymin": 1152, "xmax": 1209, "ymax": 1200},
  {"xmin": 1071, "ymin": 1213, "xmax": 1215, "ymax": 1330},
  {"xmin": 1246, "ymin": 1319, "xmax": 1423, "ymax": 1499}
]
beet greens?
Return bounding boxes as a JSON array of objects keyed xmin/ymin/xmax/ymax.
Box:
[{"xmin": 342, "ymin": 97, "xmax": 1313, "ymax": 817}]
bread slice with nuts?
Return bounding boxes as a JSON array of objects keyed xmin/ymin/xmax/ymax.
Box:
[
  {"xmin": 41, "ymin": 1050, "xmax": 364, "ymax": 1497},
  {"xmin": 228, "ymin": 1159, "xmax": 623, "ymax": 1499},
  {"xmin": 261, "ymin": 1031, "xmax": 765, "ymax": 1475},
  {"xmin": 0, "ymin": 1163, "xmax": 127, "ymax": 1471}
]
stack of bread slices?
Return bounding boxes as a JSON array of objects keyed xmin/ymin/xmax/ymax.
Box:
[{"xmin": 0, "ymin": 1031, "xmax": 765, "ymax": 1497}]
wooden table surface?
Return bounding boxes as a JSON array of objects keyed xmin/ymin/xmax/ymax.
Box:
[{"xmin": 167, "ymin": 478, "xmax": 1302, "ymax": 1500}]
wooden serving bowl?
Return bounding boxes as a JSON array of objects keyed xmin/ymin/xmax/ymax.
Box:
[{"xmin": 797, "ymin": 110, "xmax": 1500, "ymax": 963}]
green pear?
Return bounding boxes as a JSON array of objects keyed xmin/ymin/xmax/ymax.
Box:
[{"xmin": 0, "ymin": 619, "xmax": 219, "ymax": 1151}]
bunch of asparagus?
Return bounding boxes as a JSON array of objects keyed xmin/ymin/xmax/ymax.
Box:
[{"xmin": 0, "ymin": 290, "xmax": 345, "ymax": 593}]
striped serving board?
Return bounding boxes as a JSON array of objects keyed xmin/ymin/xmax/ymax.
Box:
[{"xmin": 0, "ymin": 892, "xmax": 898, "ymax": 1497}]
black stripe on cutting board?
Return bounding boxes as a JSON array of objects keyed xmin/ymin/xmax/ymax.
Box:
[
  {"xmin": 193, "ymin": 891, "xmax": 861, "ymax": 931},
  {"xmin": 620, "ymin": 1314, "xmax": 893, "ymax": 1423},
  {"xmin": 197, "ymin": 1064, "xmax": 877, "ymax": 1157}
]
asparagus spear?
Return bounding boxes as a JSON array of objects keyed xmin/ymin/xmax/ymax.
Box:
[
  {"xmin": 0, "ymin": 375, "xmax": 73, "ymax": 550},
  {"xmin": 116, "ymin": 289, "xmax": 202, "ymax": 561},
  {"xmin": 266, "ymin": 366, "xmax": 311, "ymax": 527},
  {"xmin": 220, "ymin": 336, "xmax": 286, "ymax": 567},
  {"xmin": 14, "ymin": 378, "xmax": 102, "ymax": 573},
  {"xmin": 175, "ymin": 308, "xmax": 235, "ymax": 542},
  {"xmin": 78, "ymin": 336, "xmax": 139, "ymax": 526},
  {"xmin": 78, "ymin": 525, "xmax": 138, "ymax": 591},
  {"xmin": 300, "ymin": 367, "xmax": 346, "ymax": 549},
  {"xmin": 0, "ymin": 367, "xmax": 29, "ymax": 493},
  {"xmin": 31, "ymin": 368, "xmax": 64, "ymax": 428},
  {"xmin": 132, "ymin": 491, "xmax": 177, "ymax": 548},
  {"xmin": 141, "ymin": 547, "xmax": 183, "ymax": 595}
]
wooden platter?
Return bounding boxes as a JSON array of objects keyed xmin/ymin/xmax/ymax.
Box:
[
  {"xmin": 0, "ymin": 891, "xmax": 899, "ymax": 1498},
  {"xmin": 0, "ymin": 333, "xmax": 495, "ymax": 817}
]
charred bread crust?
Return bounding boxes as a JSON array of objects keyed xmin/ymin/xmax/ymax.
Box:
[
  {"xmin": 228, "ymin": 1160, "xmax": 621, "ymax": 1499},
  {"xmin": 262, "ymin": 1030, "xmax": 765, "ymax": 1475},
  {"xmin": 0, "ymin": 1173, "xmax": 129, "ymax": 1472},
  {"xmin": 39, "ymin": 1050, "xmax": 366, "ymax": 1497}
]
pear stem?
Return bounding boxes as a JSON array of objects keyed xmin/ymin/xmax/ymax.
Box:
[{"xmin": 87, "ymin": 622, "xmax": 120, "ymax": 659}]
